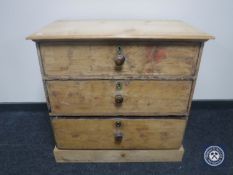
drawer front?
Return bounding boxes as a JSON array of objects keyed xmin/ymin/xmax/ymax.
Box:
[
  {"xmin": 47, "ymin": 80, "xmax": 192, "ymax": 116},
  {"xmin": 40, "ymin": 42, "xmax": 200, "ymax": 78},
  {"xmin": 52, "ymin": 118, "xmax": 186, "ymax": 149}
]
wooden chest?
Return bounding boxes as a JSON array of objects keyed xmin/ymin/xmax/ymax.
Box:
[{"xmin": 27, "ymin": 20, "xmax": 213, "ymax": 162}]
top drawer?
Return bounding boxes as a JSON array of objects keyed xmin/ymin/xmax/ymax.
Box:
[{"xmin": 39, "ymin": 41, "xmax": 200, "ymax": 78}]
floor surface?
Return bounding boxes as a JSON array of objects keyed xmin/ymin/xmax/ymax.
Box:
[{"xmin": 0, "ymin": 102, "xmax": 232, "ymax": 175}]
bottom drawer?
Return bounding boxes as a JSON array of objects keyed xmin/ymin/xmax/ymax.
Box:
[{"xmin": 51, "ymin": 118, "xmax": 186, "ymax": 150}]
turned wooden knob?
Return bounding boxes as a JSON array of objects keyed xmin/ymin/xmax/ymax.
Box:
[
  {"xmin": 115, "ymin": 55, "xmax": 125, "ymax": 66},
  {"xmin": 115, "ymin": 131, "xmax": 123, "ymax": 142},
  {"xmin": 115, "ymin": 94, "xmax": 123, "ymax": 104}
]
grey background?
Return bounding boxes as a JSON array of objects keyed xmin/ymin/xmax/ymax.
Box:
[{"xmin": 0, "ymin": 0, "xmax": 232, "ymax": 102}]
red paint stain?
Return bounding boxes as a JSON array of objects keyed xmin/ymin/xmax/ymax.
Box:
[
  {"xmin": 155, "ymin": 49, "xmax": 167, "ymax": 63},
  {"xmin": 94, "ymin": 97, "xmax": 99, "ymax": 100},
  {"xmin": 146, "ymin": 47, "xmax": 167, "ymax": 63}
]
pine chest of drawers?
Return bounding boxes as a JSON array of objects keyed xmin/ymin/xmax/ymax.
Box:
[{"xmin": 27, "ymin": 20, "xmax": 213, "ymax": 162}]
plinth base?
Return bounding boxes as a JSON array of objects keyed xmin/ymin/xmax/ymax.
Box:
[{"xmin": 54, "ymin": 146, "xmax": 184, "ymax": 163}]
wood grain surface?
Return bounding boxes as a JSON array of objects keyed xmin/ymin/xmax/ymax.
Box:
[
  {"xmin": 26, "ymin": 20, "xmax": 214, "ymax": 162},
  {"xmin": 26, "ymin": 20, "xmax": 214, "ymax": 40},
  {"xmin": 52, "ymin": 118, "xmax": 186, "ymax": 149},
  {"xmin": 54, "ymin": 146, "xmax": 184, "ymax": 162},
  {"xmin": 47, "ymin": 80, "xmax": 192, "ymax": 116},
  {"xmin": 40, "ymin": 41, "xmax": 200, "ymax": 78}
]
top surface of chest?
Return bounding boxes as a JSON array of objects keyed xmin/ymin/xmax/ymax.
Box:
[{"xmin": 27, "ymin": 20, "xmax": 213, "ymax": 41}]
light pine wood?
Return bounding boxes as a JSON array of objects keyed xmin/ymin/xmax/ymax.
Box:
[
  {"xmin": 40, "ymin": 41, "xmax": 200, "ymax": 78},
  {"xmin": 47, "ymin": 80, "xmax": 192, "ymax": 116},
  {"xmin": 26, "ymin": 20, "xmax": 214, "ymax": 40},
  {"xmin": 187, "ymin": 43, "xmax": 204, "ymax": 113},
  {"xmin": 54, "ymin": 146, "xmax": 184, "ymax": 162},
  {"xmin": 36, "ymin": 43, "xmax": 51, "ymax": 111},
  {"xmin": 26, "ymin": 20, "xmax": 214, "ymax": 163},
  {"xmin": 52, "ymin": 118, "xmax": 186, "ymax": 149}
]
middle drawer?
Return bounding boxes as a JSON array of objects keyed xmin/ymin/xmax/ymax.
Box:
[{"xmin": 47, "ymin": 80, "xmax": 192, "ymax": 116}]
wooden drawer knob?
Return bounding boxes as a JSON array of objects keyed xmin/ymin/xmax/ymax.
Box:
[
  {"xmin": 115, "ymin": 94, "xmax": 124, "ymax": 104},
  {"xmin": 115, "ymin": 55, "xmax": 125, "ymax": 66},
  {"xmin": 115, "ymin": 131, "xmax": 123, "ymax": 142}
]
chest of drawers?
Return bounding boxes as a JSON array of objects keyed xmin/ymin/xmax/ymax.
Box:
[{"xmin": 27, "ymin": 20, "xmax": 213, "ymax": 162}]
